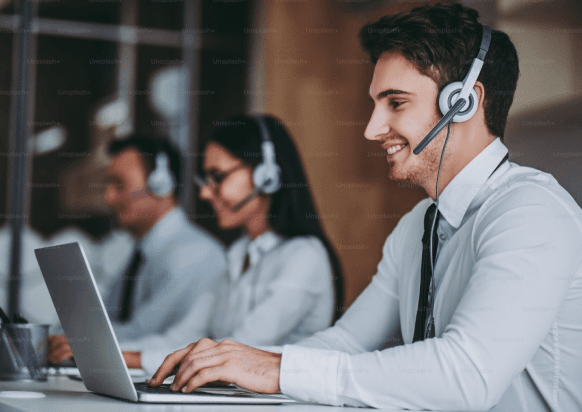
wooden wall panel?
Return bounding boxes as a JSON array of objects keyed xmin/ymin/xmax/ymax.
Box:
[{"xmin": 255, "ymin": 1, "xmax": 430, "ymax": 307}]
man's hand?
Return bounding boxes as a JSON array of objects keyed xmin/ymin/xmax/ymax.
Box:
[
  {"xmin": 48, "ymin": 335, "xmax": 73, "ymax": 364},
  {"xmin": 147, "ymin": 338, "xmax": 282, "ymax": 394},
  {"xmin": 123, "ymin": 351, "xmax": 142, "ymax": 369},
  {"xmin": 49, "ymin": 335, "xmax": 142, "ymax": 369}
]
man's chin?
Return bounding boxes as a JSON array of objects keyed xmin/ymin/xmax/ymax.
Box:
[
  {"xmin": 386, "ymin": 169, "xmax": 425, "ymax": 188},
  {"xmin": 386, "ymin": 165, "xmax": 408, "ymax": 183},
  {"xmin": 114, "ymin": 215, "xmax": 138, "ymax": 232}
]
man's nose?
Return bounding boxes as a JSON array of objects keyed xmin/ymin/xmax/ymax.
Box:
[
  {"xmin": 103, "ymin": 186, "xmax": 115, "ymax": 205},
  {"xmin": 364, "ymin": 106, "xmax": 390, "ymax": 141},
  {"xmin": 199, "ymin": 183, "xmax": 214, "ymax": 200}
]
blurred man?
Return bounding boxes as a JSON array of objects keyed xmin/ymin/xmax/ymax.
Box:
[{"xmin": 49, "ymin": 135, "xmax": 226, "ymax": 370}]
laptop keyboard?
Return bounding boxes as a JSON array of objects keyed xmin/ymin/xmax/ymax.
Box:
[
  {"xmin": 134, "ymin": 382, "xmax": 265, "ymax": 397},
  {"xmin": 135, "ymin": 383, "xmax": 179, "ymax": 394}
]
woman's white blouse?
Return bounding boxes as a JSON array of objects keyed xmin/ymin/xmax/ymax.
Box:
[
  {"xmin": 209, "ymin": 231, "xmax": 335, "ymax": 346},
  {"xmin": 133, "ymin": 231, "xmax": 336, "ymax": 374}
]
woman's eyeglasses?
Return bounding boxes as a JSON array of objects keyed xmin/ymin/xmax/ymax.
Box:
[{"xmin": 193, "ymin": 163, "xmax": 247, "ymax": 194}]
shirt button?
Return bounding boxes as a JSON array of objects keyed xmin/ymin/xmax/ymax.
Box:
[{"xmin": 439, "ymin": 233, "xmax": 446, "ymax": 241}]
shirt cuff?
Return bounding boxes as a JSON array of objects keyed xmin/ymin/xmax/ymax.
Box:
[
  {"xmin": 279, "ymin": 344, "xmax": 340, "ymax": 405},
  {"xmin": 255, "ymin": 345, "xmax": 284, "ymax": 354}
]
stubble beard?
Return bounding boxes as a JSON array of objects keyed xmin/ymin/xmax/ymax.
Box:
[{"xmin": 388, "ymin": 114, "xmax": 450, "ymax": 189}]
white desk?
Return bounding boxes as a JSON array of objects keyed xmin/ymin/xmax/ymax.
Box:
[{"xmin": 0, "ymin": 377, "xmax": 425, "ymax": 412}]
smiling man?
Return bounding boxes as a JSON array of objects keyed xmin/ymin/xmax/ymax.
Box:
[{"xmin": 147, "ymin": 4, "xmax": 582, "ymax": 411}]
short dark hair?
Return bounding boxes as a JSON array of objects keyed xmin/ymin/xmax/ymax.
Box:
[
  {"xmin": 358, "ymin": 3, "xmax": 520, "ymax": 141},
  {"xmin": 107, "ymin": 135, "xmax": 181, "ymax": 198}
]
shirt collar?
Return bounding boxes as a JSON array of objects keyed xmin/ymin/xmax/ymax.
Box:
[
  {"xmin": 139, "ymin": 206, "xmax": 185, "ymax": 258},
  {"xmin": 433, "ymin": 137, "xmax": 509, "ymax": 229},
  {"xmin": 229, "ymin": 231, "xmax": 284, "ymax": 281},
  {"xmin": 247, "ymin": 230, "xmax": 283, "ymax": 267}
]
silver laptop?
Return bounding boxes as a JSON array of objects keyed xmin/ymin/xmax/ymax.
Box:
[{"xmin": 34, "ymin": 242, "xmax": 296, "ymax": 404}]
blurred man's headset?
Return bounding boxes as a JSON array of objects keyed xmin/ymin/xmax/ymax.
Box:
[
  {"xmin": 231, "ymin": 115, "xmax": 282, "ymax": 212},
  {"xmin": 147, "ymin": 151, "xmax": 176, "ymax": 198},
  {"xmin": 413, "ymin": 24, "xmax": 491, "ymax": 155}
]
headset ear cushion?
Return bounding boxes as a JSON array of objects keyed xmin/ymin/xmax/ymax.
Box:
[
  {"xmin": 253, "ymin": 163, "xmax": 281, "ymax": 194},
  {"xmin": 148, "ymin": 168, "xmax": 176, "ymax": 197},
  {"xmin": 439, "ymin": 81, "xmax": 479, "ymax": 123}
]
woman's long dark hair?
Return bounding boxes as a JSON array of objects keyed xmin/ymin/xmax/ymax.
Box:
[{"xmin": 207, "ymin": 114, "xmax": 345, "ymax": 323}]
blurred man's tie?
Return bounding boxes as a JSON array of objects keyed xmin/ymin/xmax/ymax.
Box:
[{"xmin": 118, "ymin": 248, "xmax": 143, "ymax": 322}]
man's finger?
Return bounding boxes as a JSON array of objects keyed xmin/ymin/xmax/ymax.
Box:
[
  {"xmin": 173, "ymin": 344, "xmax": 222, "ymax": 383},
  {"xmin": 48, "ymin": 339, "xmax": 63, "ymax": 351},
  {"xmin": 190, "ymin": 337, "xmax": 219, "ymax": 354},
  {"xmin": 49, "ymin": 346, "xmax": 70, "ymax": 363},
  {"xmin": 181, "ymin": 367, "xmax": 226, "ymax": 393},
  {"xmin": 48, "ymin": 337, "xmax": 69, "ymax": 351},
  {"xmin": 48, "ymin": 353, "xmax": 59, "ymax": 364},
  {"xmin": 58, "ymin": 351, "xmax": 73, "ymax": 363},
  {"xmin": 148, "ymin": 344, "xmax": 194, "ymax": 386},
  {"xmin": 49, "ymin": 341, "xmax": 69, "ymax": 353},
  {"xmin": 48, "ymin": 335, "xmax": 67, "ymax": 346},
  {"xmin": 50, "ymin": 347, "xmax": 73, "ymax": 364},
  {"xmin": 149, "ymin": 339, "xmax": 217, "ymax": 386},
  {"xmin": 171, "ymin": 349, "xmax": 230, "ymax": 391}
]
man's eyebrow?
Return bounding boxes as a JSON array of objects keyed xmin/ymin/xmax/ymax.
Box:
[{"xmin": 369, "ymin": 89, "xmax": 414, "ymax": 101}]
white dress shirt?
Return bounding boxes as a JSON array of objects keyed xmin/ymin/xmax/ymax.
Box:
[
  {"xmin": 105, "ymin": 207, "xmax": 227, "ymax": 347},
  {"xmin": 274, "ymin": 137, "xmax": 582, "ymax": 411},
  {"xmin": 136, "ymin": 230, "xmax": 335, "ymax": 374},
  {"xmin": 208, "ymin": 231, "xmax": 335, "ymax": 345}
]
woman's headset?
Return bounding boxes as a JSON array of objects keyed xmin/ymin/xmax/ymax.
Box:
[
  {"xmin": 253, "ymin": 115, "xmax": 282, "ymax": 194},
  {"xmin": 231, "ymin": 115, "xmax": 282, "ymax": 212}
]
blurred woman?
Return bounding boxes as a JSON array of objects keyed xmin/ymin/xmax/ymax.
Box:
[{"xmin": 124, "ymin": 114, "xmax": 344, "ymax": 374}]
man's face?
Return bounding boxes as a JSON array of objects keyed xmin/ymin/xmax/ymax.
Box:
[
  {"xmin": 103, "ymin": 148, "xmax": 158, "ymax": 230},
  {"xmin": 365, "ymin": 51, "xmax": 452, "ymax": 186}
]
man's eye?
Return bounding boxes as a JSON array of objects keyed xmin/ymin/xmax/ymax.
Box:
[
  {"xmin": 210, "ymin": 171, "xmax": 226, "ymax": 183},
  {"xmin": 105, "ymin": 179, "xmax": 122, "ymax": 189},
  {"xmin": 390, "ymin": 101, "xmax": 404, "ymax": 109}
]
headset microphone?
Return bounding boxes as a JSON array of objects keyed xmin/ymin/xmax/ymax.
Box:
[
  {"xmin": 413, "ymin": 98, "xmax": 466, "ymax": 155},
  {"xmin": 231, "ymin": 187, "xmax": 261, "ymax": 212},
  {"xmin": 413, "ymin": 24, "xmax": 491, "ymax": 155}
]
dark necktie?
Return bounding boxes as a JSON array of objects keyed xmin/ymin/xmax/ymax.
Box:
[
  {"xmin": 413, "ymin": 203, "xmax": 441, "ymax": 342},
  {"xmin": 118, "ymin": 249, "xmax": 143, "ymax": 322},
  {"xmin": 412, "ymin": 152, "xmax": 509, "ymax": 342},
  {"xmin": 242, "ymin": 253, "xmax": 251, "ymax": 273}
]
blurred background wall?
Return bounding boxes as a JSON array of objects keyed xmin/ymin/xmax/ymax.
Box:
[{"xmin": 1, "ymin": 0, "xmax": 580, "ymax": 322}]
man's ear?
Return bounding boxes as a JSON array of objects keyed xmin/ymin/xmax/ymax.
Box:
[{"xmin": 473, "ymin": 81, "xmax": 486, "ymax": 109}]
